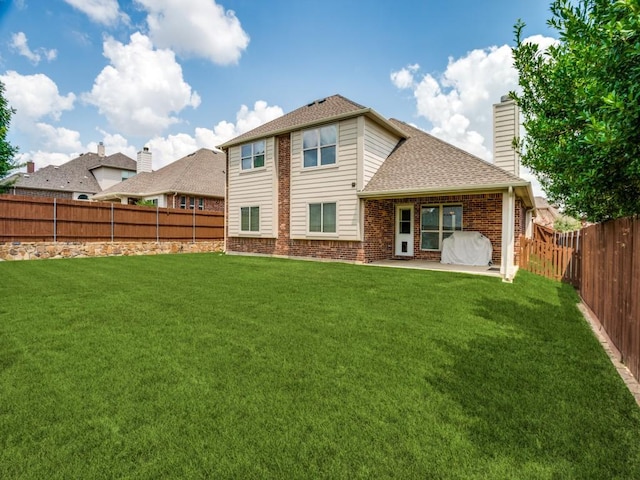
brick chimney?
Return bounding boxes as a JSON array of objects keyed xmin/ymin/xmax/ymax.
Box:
[
  {"xmin": 493, "ymin": 95, "xmax": 520, "ymax": 177},
  {"xmin": 137, "ymin": 146, "xmax": 152, "ymax": 173},
  {"xmin": 98, "ymin": 141, "xmax": 105, "ymax": 157},
  {"xmin": 26, "ymin": 161, "xmax": 35, "ymax": 173}
]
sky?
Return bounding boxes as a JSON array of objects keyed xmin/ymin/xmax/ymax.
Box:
[{"xmin": 0, "ymin": 0, "xmax": 557, "ymax": 195}]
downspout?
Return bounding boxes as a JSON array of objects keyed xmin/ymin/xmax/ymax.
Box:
[{"xmin": 172, "ymin": 192, "xmax": 178, "ymax": 209}]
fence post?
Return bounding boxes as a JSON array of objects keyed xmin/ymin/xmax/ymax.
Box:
[
  {"xmin": 111, "ymin": 203, "xmax": 114, "ymax": 243},
  {"xmin": 192, "ymin": 206, "xmax": 196, "ymax": 243},
  {"xmin": 156, "ymin": 205, "xmax": 160, "ymax": 243},
  {"xmin": 53, "ymin": 197, "xmax": 57, "ymax": 243}
]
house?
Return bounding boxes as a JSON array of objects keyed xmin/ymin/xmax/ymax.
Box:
[
  {"xmin": 92, "ymin": 148, "xmax": 225, "ymax": 211},
  {"xmin": 5, "ymin": 143, "xmax": 137, "ymax": 200},
  {"xmin": 219, "ymin": 94, "xmax": 535, "ymax": 280}
]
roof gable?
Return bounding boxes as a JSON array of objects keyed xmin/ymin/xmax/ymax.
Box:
[
  {"xmin": 219, "ymin": 95, "xmax": 374, "ymax": 148},
  {"xmin": 12, "ymin": 152, "xmax": 136, "ymax": 194},
  {"xmin": 361, "ymin": 119, "xmax": 528, "ymax": 196}
]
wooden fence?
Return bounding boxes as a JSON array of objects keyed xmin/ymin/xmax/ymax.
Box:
[
  {"xmin": 578, "ymin": 218, "xmax": 639, "ymax": 381},
  {"xmin": 0, "ymin": 195, "xmax": 224, "ymax": 242},
  {"xmin": 520, "ymin": 217, "xmax": 640, "ymax": 381}
]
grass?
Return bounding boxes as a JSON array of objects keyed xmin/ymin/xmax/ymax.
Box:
[{"xmin": 1, "ymin": 253, "xmax": 639, "ymax": 479}]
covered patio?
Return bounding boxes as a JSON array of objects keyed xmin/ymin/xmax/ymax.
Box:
[{"xmin": 367, "ymin": 258, "xmax": 503, "ymax": 278}]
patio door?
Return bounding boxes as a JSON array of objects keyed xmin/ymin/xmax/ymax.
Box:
[{"xmin": 395, "ymin": 205, "xmax": 414, "ymax": 257}]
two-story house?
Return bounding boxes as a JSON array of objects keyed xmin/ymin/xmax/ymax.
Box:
[
  {"xmin": 5, "ymin": 143, "xmax": 137, "ymax": 200},
  {"xmin": 219, "ymin": 94, "xmax": 534, "ymax": 280}
]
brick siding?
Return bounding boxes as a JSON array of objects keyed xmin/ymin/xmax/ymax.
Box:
[
  {"xmin": 11, "ymin": 188, "xmax": 73, "ymax": 199},
  {"xmin": 364, "ymin": 193, "xmax": 504, "ymax": 265}
]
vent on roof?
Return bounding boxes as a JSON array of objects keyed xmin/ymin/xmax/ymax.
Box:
[{"xmin": 307, "ymin": 97, "xmax": 327, "ymax": 107}]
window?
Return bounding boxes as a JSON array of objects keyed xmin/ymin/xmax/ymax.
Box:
[
  {"xmin": 303, "ymin": 125, "xmax": 337, "ymax": 168},
  {"xmin": 198, "ymin": 198, "xmax": 204, "ymax": 210},
  {"xmin": 77, "ymin": 194, "xmax": 89, "ymax": 200},
  {"xmin": 420, "ymin": 205, "xmax": 462, "ymax": 250},
  {"xmin": 121, "ymin": 171, "xmax": 136, "ymax": 181},
  {"xmin": 241, "ymin": 140, "xmax": 265, "ymax": 170},
  {"xmin": 189, "ymin": 197, "xmax": 195, "ymax": 210},
  {"xmin": 179, "ymin": 196, "xmax": 186, "ymax": 209},
  {"xmin": 309, "ymin": 202, "xmax": 336, "ymax": 233},
  {"xmin": 241, "ymin": 206, "xmax": 260, "ymax": 232}
]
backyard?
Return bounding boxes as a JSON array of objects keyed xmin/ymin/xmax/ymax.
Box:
[{"xmin": 1, "ymin": 254, "xmax": 639, "ymax": 478}]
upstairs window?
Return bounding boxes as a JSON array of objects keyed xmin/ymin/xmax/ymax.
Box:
[
  {"xmin": 241, "ymin": 140, "xmax": 265, "ymax": 170},
  {"xmin": 303, "ymin": 125, "xmax": 337, "ymax": 168}
]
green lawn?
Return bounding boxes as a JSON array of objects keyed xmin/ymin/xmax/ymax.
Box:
[{"xmin": 1, "ymin": 254, "xmax": 639, "ymax": 479}]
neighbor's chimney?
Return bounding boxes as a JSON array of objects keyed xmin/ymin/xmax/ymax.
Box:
[
  {"xmin": 98, "ymin": 141, "xmax": 105, "ymax": 157},
  {"xmin": 26, "ymin": 161, "xmax": 35, "ymax": 173},
  {"xmin": 137, "ymin": 146, "xmax": 152, "ymax": 173},
  {"xmin": 493, "ymin": 95, "xmax": 520, "ymax": 177}
]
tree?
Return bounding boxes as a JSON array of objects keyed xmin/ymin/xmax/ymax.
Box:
[
  {"xmin": 0, "ymin": 79, "xmax": 19, "ymax": 192},
  {"xmin": 512, "ymin": 0, "xmax": 640, "ymax": 222}
]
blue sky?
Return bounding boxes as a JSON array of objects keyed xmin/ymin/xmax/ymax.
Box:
[{"xmin": 0, "ymin": 0, "xmax": 555, "ymax": 193}]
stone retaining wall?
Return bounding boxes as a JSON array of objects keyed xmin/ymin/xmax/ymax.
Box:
[{"xmin": 0, "ymin": 240, "xmax": 224, "ymax": 261}]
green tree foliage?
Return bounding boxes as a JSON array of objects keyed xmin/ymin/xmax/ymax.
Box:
[
  {"xmin": 0, "ymin": 80, "xmax": 19, "ymax": 192},
  {"xmin": 512, "ymin": 0, "xmax": 640, "ymax": 222}
]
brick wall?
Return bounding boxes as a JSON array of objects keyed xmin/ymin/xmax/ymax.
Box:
[
  {"xmin": 275, "ymin": 134, "xmax": 291, "ymax": 256},
  {"xmin": 364, "ymin": 193, "xmax": 504, "ymax": 264},
  {"xmin": 11, "ymin": 188, "xmax": 73, "ymax": 199}
]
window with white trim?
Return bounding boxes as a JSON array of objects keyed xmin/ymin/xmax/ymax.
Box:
[
  {"xmin": 241, "ymin": 206, "xmax": 260, "ymax": 232},
  {"xmin": 309, "ymin": 202, "xmax": 336, "ymax": 233},
  {"xmin": 420, "ymin": 205, "xmax": 462, "ymax": 250},
  {"xmin": 303, "ymin": 125, "xmax": 337, "ymax": 168},
  {"xmin": 241, "ymin": 141, "xmax": 265, "ymax": 170}
]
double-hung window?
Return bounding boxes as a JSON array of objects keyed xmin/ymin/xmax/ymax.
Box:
[
  {"xmin": 309, "ymin": 202, "xmax": 336, "ymax": 233},
  {"xmin": 241, "ymin": 141, "xmax": 265, "ymax": 170},
  {"xmin": 420, "ymin": 205, "xmax": 462, "ymax": 250},
  {"xmin": 303, "ymin": 125, "xmax": 337, "ymax": 168},
  {"xmin": 241, "ymin": 206, "xmax": 260, "ymax": 232}
]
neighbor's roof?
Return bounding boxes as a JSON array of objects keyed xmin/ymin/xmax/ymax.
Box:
[
  {"xmin": 93, "ymin": 148, "xmax": 225, "ymax": 199},
  {"xmin": 360, "ymin": 119, "xmax": 532, "ymax": 203},
  {"xmin": 12, "ymin": 152, "xmax": 136, "ymax": 194},
  {"xmin": 218, "ymin": 94, "xmax": 405, "ymax": 148}
]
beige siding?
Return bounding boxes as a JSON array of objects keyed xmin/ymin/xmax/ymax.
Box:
[
  {"xmin": 92, "ymin": 166, "xmax": 129, "ymax": 190},
  {"xmin": 227, "ymin": 137, "xmax": 277, "ymax": 237},
  {"xmin": 290, "ymin": 118, "xmax": 361, "ymax": 240},
  {"xmin": 362, "ymin": 118, "xmax": 401, "ymax": 187},
  {"xmin": 493, "ymin": 99, "xmax": 520, "ymax": 176}
]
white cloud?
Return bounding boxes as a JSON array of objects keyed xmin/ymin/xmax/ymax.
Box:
[
  {"xmin": 390, "ymin": 63, "xmax": 419, "ymax": 89},
  {"xmin": 10, "ymin": 32, "xmax": 57, "ymax": 65},
  {"xmin": 0, "ymin": 71, "xmax": 75, "ymax": 124},
  {"xmin": 136, "ymin": 0, "xmax": 250, "ymax": 65},
  {"xmin": 34, "ymin": 123, "xmax": 83, "ymax": 151},
  {"xmin": 63, "ymin": 0, "xmax": 127, "ymax": 26},
  {"xmin": 83, "ymin": 33, "xmax": 201, "ymax": 136},
  {"xmin": 15, "ymin": 151, "xmax": 76, "ymax": 169},
  {"xmin": 390, "ymin": 37, "xmax": 556, "ymax": 197}
]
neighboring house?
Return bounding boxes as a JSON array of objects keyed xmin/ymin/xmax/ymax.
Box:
[
  {"xmin": 5, "ymin": 143, "xmax": 137, "ymax": 200},
  {"xmin": 219, "ymin": 94, "xmax": 535, "ymax": 280},
  {"xmin": 93, "ymin": 148, "xmax": 225, "ymax": 211}
]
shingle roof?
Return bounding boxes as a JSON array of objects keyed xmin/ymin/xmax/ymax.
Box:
[
  {"xmin": 218, "ymin": 94, "xmax": 369, "ymax": 148},
  {"xmin": 361, "ymin": 119, "xmax": 528, "ymax": 196},
  {"xmin": 93, "ymin": 148, "xmax": 225, "ymax": 199},
  {"xmin": 13, "ymin": 152, "xmax": 136, "ymax": 194}
]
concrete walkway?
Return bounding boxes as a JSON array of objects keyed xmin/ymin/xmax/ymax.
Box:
[{"xmin": 367, "ymin": 259, "xmax": 502, "ymax": 278}]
